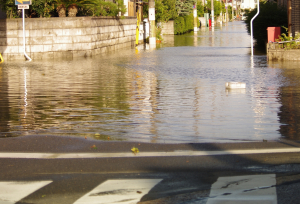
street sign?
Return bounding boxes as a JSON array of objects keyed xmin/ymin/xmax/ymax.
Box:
[
  {"xmin": 15, "ymin": 0, "xmax": 31, "ymax": 5},
  {"xmin": 18, "ymin": 5, "xmax": 29, "ymax": 9}
]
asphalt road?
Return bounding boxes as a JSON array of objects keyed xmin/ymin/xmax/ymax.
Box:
[{"xmin": 1, "ymin": 135, "xmax": 300, "ymax": 204}]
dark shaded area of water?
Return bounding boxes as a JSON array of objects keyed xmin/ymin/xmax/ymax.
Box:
[{"xmin": 0, "ymin": 21, "xmax": 299, "ymax": 143}]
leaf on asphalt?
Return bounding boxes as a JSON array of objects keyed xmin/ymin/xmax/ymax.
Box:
[
  {"xmin": 95, "ymin": 133, "xmax": 101, "ymax": 137},
  {"xmin": 131, "ymin": 147, "xmax": 139, "ymax": 155},
  {"xmin": 91, "ymin": 145, "xmax": 97, "ymax": 150},
  {"xmin": 42, "ymin": 195, "xmax": 46, "ymax": 198}
]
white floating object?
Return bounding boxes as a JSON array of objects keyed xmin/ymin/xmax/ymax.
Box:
[{"xmin": 225, "ymin": 82, "xmax": 246, "ymax": 89}]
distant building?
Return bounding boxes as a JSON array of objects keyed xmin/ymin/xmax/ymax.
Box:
[
  {"xmin": 240, "ymin": 0, "xmax": 256, "ymax": 9},
  {"xmin": 278, "ymin": 0, "xmax": 300, "ymax": 37}
]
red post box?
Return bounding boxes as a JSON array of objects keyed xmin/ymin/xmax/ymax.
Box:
[{"xmin": 267, "ymin": 27, "xmax": 281, "ymax": 42}]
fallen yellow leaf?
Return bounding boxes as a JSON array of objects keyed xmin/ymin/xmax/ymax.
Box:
[{"xmin": 131, "ymin": 147, "xmax": 139, "ymax": 154}]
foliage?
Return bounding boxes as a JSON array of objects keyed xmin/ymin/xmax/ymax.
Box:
[
  {"xmin": 0, "ymin": 0, "xmax": 20, "ymax": 18},
  {"xmin": 205, "ymin": 0, "xmax": 222, "ymax": 16},
  {"xmin": 156, "ymin": 26, "xmax": 162, "ymax": 41},
  {"xmin": 143, "ymin": 0, "xmax": 149, "ymax": 18},
  {"xmin": 277, "ymin": 27, "xmax": 300, "ymax": 49},
  {"xmin": 174, "ymin": 16, "xmax": 185, "ymax": 34},
  {"xmin": 197, "ymin": 0, "xmax": 204, "ymax": 17},
  {"xmin": 155, "ymin": 0, "xmax": 178, "ymax": 22},
  {"xmin": 0, "ymin": 0, "xmax": 126, "ymax": 18},
  {"xmin": 31, "ymin": 0, "xmax": 55, "ymax": 17},
  {"xmin": 184, "ymin": 12, "xmax": 193, "ymax": 30},
  {"xmin": 174, "ymin": 13, "xmax": 194, "ymax": 34},
  {"xmin": 176, "ymin": 0, "xmax": 196, "ymax": 16},
  {"xmin": 87, "ymin": 0, "xmax": 126, "ymax": 17},
  {"xmin": 244, "ymin": 0, "xmax": 287, "ymax": 47},
  {"xmin": 228, "ymin": 5, "xmax": 232, "ymax": 20}
]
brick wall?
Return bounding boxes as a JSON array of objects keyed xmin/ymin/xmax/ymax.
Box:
[
  {"xmin": 292, "ymin": 0, "xmax": 300, "ymax": 37},
  {"xmin": 0, "ymin": 16, "xmax": 136, "ymax": 61}
]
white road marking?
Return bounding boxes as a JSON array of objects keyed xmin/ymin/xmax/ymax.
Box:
[
  {"xmin": 207, "ymin": 174, "xmax": 277, "ymax": 204},
  {"xmin": 0, "ymin": 148, "xmax": 299, "ymax": 159},
  {"xmin": 0, "ymin": 180, "xmax": 52, "ymax": 204},
  {"xmin": 73, "ymin": 179, "xmax": 162, "ymax": 204}
]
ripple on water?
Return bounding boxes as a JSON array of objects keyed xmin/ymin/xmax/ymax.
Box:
[{"xmin": 0, "ymin": 22, "xmax": 297, "ymax": 142}]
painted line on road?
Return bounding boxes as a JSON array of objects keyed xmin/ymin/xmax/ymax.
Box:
[
  {"xmin": 0, "ymin": 148, "xmax": 300, "ymax": 159},
  {"xmin": 207, "ymin": 174, "xmax": 277, "ymax": 204},
  {"xmin": 0, "ymin": 180, "xmax": 52, "ymax": 204},
  {"xmin": 73, "ymin": 179, "xmax": 162, "ymax": 204}
]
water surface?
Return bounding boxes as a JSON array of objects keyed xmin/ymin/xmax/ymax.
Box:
[{"xmin": 0, "ymin": 21, "xmax": 298, "ymax": 143}]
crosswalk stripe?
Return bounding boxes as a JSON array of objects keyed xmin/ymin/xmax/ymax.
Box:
[
  {"xmin": 207, "ymin": 174, "xmax": 277, "ymax": 204},
  {"xmin": 0, "ymin": 181, "xmax": 52, "ymax": 204},
  {"xmin": 0, "ymin": 148, "xmax": 300, "ymax": 159},
  {"xmin": 73, "ymin": 179, "xmax": 162, "ymax": 204}
]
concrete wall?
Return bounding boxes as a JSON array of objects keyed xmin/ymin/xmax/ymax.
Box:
[
  {"xmin": 267, "ymin": 43, "xmax": 300, "ymax": 61},
  {"xmin": 0, "ymin": 16, "xmax": 136, "ymax": 61},
  {"xmin": 161, "ymin": 21, "xmax": 174, "ymax": 35},
  {"xmin": 199, "ymin": 17, "xmax": 205, "ymax": 27}
]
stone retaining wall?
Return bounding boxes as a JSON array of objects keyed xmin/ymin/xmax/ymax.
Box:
[
  {"xmin": 161, "ymin": 21, "xmax": 174, "ymax": 35},
  {"xmin": 0, "ymin": 16, "xmax": 136, "ymax": 61},
  {"xmin": 267, "ymin": 43, "xmax": 300, "ymax": 61}
]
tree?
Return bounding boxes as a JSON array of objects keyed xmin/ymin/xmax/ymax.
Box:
[
  {"xmin": 244, "ymin": 0, "xmax": 287, "ymax": 47},
  {"xmin": 155, "ymin": 0, "xmax": 178, "ymax": 22},
  {"xmin": 0, "ymin": 0, "xmax": 19, "ymax": 18},
  {"xmin": 176, "ymin": 0, "xmax": 196, "ymax": 16},
  {"xmin": 31, "ymin": 0, "xmax": 55, "ymax": 17},
  {"xmin": 205, "ymin": 0, "xmax": 222, "ymax": 16},
  {"xmin": 86, "ymin": 0, "xmax": 126, "ymax": 17},
  {"xmin": 197, "ymin": 0, "xmax": 204, "ymax": 17}
]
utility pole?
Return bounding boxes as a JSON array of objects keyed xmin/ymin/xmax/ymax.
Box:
[
  {"xmin": 220, "ymin": 0, "xmax": 222, "ymax": 25},
  {"xmin": 235, "ymin": 0, "xmax": 238, "ymax": 19},
  {"xmin": 148, "ymin": 0, "xmax": 156, "ymax": 47},
  {"xmin": 194, "ymin": 2, "xmax": 198, "ymax": 32},
  {"xmin": 226, "ymin": 0, "xmax": 228, "ymax": 22},
  {"xmin": 232, "ymin": 0, "xmax": 234, "ymax": 21},
  {"xmin": 211, "ymin": 0, "xmax": 214, "ymax": 27},
  {"xmin": 288, "ymin": 0, "xmax": 292, "ymax": 37}
]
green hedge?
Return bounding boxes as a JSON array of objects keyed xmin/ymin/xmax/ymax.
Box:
[
  {"xmin": 174, "ymin": 16, "xmax": 185, "ymax": 34},
  {"xmin": 174, "ymin": 13, "xmax": 196, "ymax": 35}
]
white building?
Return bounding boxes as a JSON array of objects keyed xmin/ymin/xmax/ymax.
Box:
[{"xmin": 240, "ymin": 0, "xmax": 256, "ymax": 9}]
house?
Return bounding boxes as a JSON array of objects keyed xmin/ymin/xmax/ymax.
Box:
[
  {"xmin": 278, "ymin": 0, "xmax": 300, "ymax": 37},
  {"xmin": 240, "ymin": 0, "xmax": 256, "ymax": 9}
]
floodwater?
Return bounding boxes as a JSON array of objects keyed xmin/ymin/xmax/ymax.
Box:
[{"xmin": 1, "ymin": 21, "xmax": 300, "ymax": 143}]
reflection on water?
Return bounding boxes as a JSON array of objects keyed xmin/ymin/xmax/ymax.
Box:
[
  {"xmin": 0, "ymin": 21, "xmax": 298, "ymax": 143},
  {"xmin": 268, "ymin": 61, "xmax": 300, "ymax": 140}
]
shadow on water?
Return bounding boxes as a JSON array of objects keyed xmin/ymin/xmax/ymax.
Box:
[
  {"xmin": 0, "ymin": 7, "xmax": 6, "ymax": 57},
  {"xmin": 0, "ymin": 64, "xmax": 9, "ymax": 134},
  {"xmin": 0, "ymin": 9, "xmax": 8, "ymax": 134},
  {"xmin": 268, "ymin": 60, "xmax": 300, "ymax": 140}
]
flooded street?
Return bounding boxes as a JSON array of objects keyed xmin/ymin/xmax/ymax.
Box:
[{"xmin": 0, "ymin": 21, "xmax": 299, "ymax": 143}]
